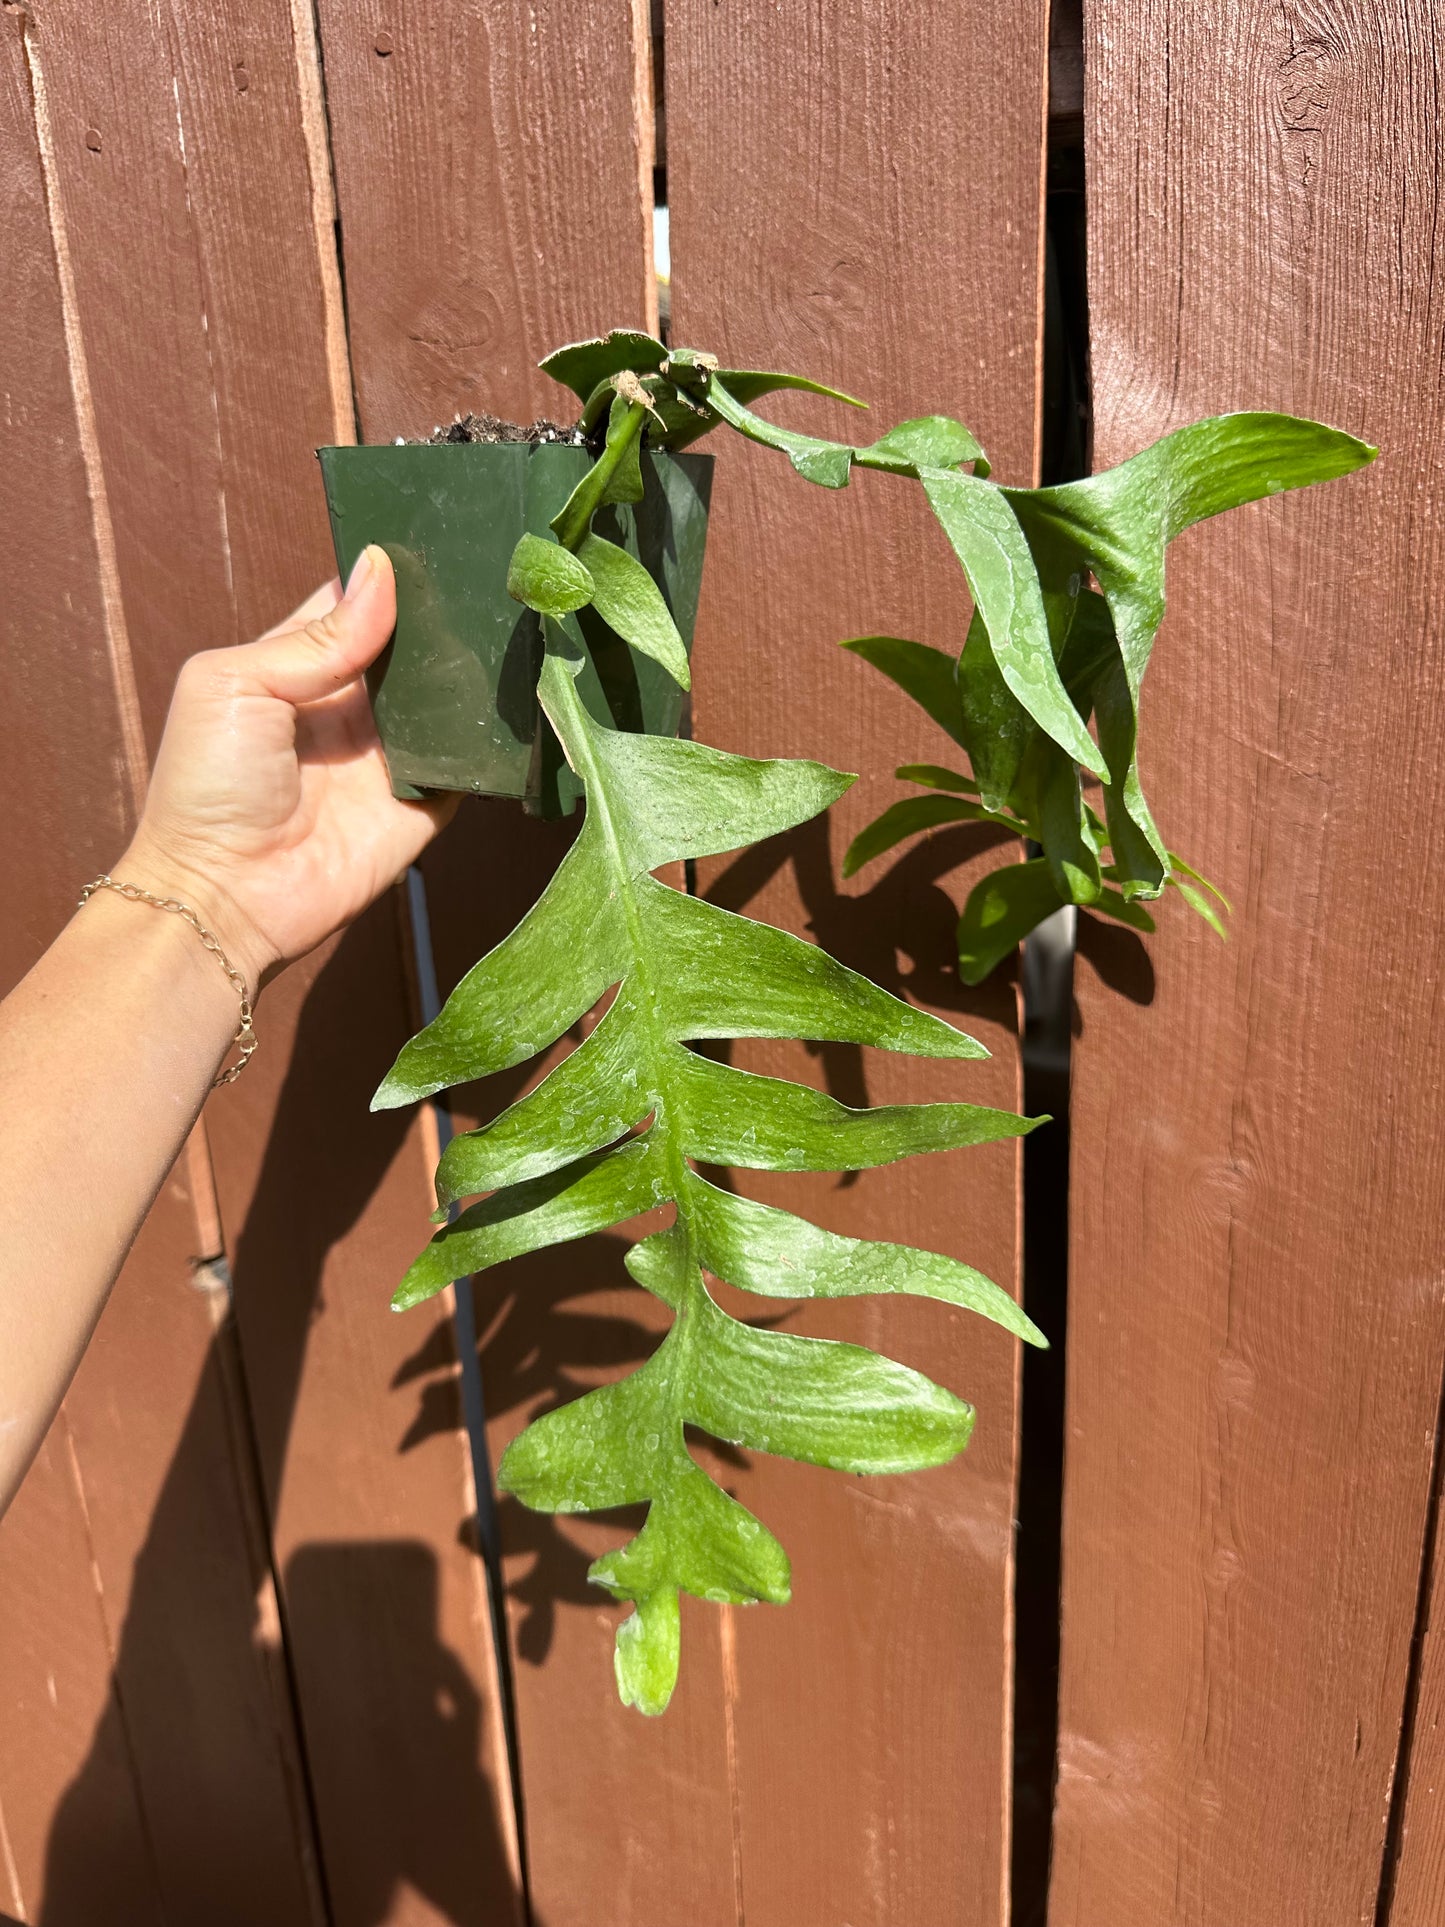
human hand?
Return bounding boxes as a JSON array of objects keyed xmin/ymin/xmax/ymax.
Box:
[{"xmin": 121, "ymin": 547, "xmax": 458, "ymax": 991}]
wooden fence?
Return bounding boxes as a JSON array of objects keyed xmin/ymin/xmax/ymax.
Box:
[{"xmin": 0, "ymin": 2, "xmax": 1441, "ymax": 1923}]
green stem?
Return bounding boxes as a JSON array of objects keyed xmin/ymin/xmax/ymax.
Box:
[
  {"xmin": 538, "ymin": 639, "xmax": 707, "ymax": 1350},
  {"xmin": 550, "ymin": 400, "xmax": 648, "ymax": 550}
]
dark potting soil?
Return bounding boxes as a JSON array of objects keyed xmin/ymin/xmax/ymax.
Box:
[{"xmin": 410, "ymin": 411, "xmax": 587, "ymax": 447}]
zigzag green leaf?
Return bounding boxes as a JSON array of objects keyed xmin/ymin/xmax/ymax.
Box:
[
  {"xmin": 639, "ymin": 883, "xmax": 989, "ymax": 1058},
  {"xmin": 1002, "ymin": 413, "xmax": 1375, "ymax": 896},
  {"xmin": 686, "ymin": 1173, "xmax": 1043, "ymax": 1343},
  {"xmin": 673, "ymin": 1051, "xmax": 1035, "ymax": 1170},
  {"xmin": 394, "ymin": 1138, "xmax": 668, "ymax": 1311},
  {"xmin": 918, "ymin": 468, "xmax": 1108, "ymax": 782},
  {"xmin": 374, "ymin": 838, "xmax": 623, "ymax": 1108},
  {"xmin": 380, "ymin": 626, "xmax": 1046, "ymax": 1714},
  {"xmin": 849, "ymin": 412, "xmax": 1371, "ymax": 976},
  {"xmin": 685, "ymin": 1295, "xmax": 975, "ymax": 1473}
]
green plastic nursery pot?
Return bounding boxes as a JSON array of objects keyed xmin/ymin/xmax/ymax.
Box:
[{"xmin": 317, "ymin": 441, "xmax": 713, "ymax": 814}]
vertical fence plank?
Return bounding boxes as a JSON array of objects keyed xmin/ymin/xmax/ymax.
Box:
[
  {"xmin": 668, "ymin": 3, "xmax": 1048, "ymax": 1921},
  {"xmin": 0, "ymin": 15, "xmax": 129, "ymax": 952},
  {"xmin": 13, "ymin": 1, "xmax": 521, "ymax": 1919},
  {"xmin": 0, "ymin": 17, "xmax": 163, "ymax": 1912},
  {"xmin": 206, "ymin": 921, "xmax": 525, "ymax": 1927},
  {"xmin": 312, "ymin": 5, "xmax": 754, "ymax": 1923},
  {"xmin": 318, "ymin": 0, "xmax": 656, "ymax": 438},
  {"xmin": 1053, "ymin": 7, "xmax": 1445, "ymax": 1924},
  {"xmin": 0, "ymin": 12, "xmax": 322, "ymax": 1921}
]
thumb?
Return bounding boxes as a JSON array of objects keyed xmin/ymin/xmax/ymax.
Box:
[{"xmin": 226, "ymin": 546, "xmax": 396, "ymax": 704}]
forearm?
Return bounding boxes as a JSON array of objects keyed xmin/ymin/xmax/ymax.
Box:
[
  {"xmin": 0, "ymin": 549, "xmax": 437, "ymax": 1516},
  {"xmin": 0, "ymin": 877, "xmax": 242, "ymax": 1506}
]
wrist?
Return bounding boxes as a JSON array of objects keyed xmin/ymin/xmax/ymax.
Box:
[
  {"xmin": 113, "ymin": 835, "xmax": 277, "ymax": 993},
  {"xmin": 71, "ymin": 881, "xmax": 250, "ymax": 1093}
]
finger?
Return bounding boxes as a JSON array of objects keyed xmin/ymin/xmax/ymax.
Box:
[
  {"xmin": 216, "ymin": 546, "xmax": 396, "ymax": 704},
  {"xmin": 260, "ymin": 576, "xmax": 342, "ymax": 642},
  {"xmin": 363, "ymin": 789, "xmax": 464, "ymax": 899},
  {"xmin": 393, "ymin": 789, "xmax": 463, "ymax": 862}
]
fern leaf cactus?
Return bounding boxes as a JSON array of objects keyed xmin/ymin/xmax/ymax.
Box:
[{"xmin": 375, "ymin": 623, "xmax": 1042, "ymax": 1713}]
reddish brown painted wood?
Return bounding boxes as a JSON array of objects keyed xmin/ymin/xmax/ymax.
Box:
[
  {"xmin": 668, "ymin": 2, "xmax": 1048, "ymax": 1919},
  {"xmin": 16, "ymin": 1, "xmax": 520, "ymax": 1918},
  {"xmin": 0, "ymin": 15, "xmax": 320, "ymax": 1919},
  {"xmin": 207, "ymin": 915, "xmax": 524, "ymax": 1926},
  {"xmin": 0, "ymin": 1428, "xmax": 160, "ymax": 1922},
  {"xmin": 1053, "ymin": 7, "xmax": 1445, "ymax": 1924},
  {"xmin": 314, "ymin": 3, "xmax": 759, "ymax": 1919},
  {"xmin": 315, "ymin": 0, "xmax": 657, "ymax": 437},
  {"xmin": 0, "ymin": 13, "xmax": 129, "ymax": 969}
]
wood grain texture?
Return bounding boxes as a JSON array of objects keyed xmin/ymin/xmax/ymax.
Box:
[
  {"xmin": 314, "ymin": 4, "xmax": 741, "ymax": 1920},
  {"xmin": 315, "ymin": 0, "xmax": 656, "ymax": 438},
  {"xmin": 668, "ymin": 2, "xmax": 1049, "ymax": 1920},
  {"xmin": 0, "ymin": 1427, "xmax": 161, "ymax": 1923},
  {"xmin": 0, "ymin": 9, "xmax": 129, "ymax": 975},
  {"xmin": 0, "ymin": 15, "xmax": 320, "ymax": 1919},
  {"xmin": 206, "ymin": 915, "xmax": 524, "ymax": 1927},
  {"xmin": 1053, "ymin": 6, "xmax": 1445, "ymax": 1924},
  {"xmin": 15, "ymin": 2, "xmax": 520, "ymax": 1918}
]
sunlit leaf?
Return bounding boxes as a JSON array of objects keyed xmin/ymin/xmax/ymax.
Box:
[
  {"xmin": 698, "ymin": 374, "xmax": 856, "ymax": 487},
  {"xmin": 541, "ymin": 328, "xmax": 668, "ymax": 402},
  {"xmin": 688, "ymin": 1175, "xmax": 1044, "ymax": 1342},
  {"xmin": 1004, "ymin": 414, "xmax": 1376, "ymax": 895},
  {"xmin": 656, "ymin": 367, "xmax": 867, "ymax": 451},
  {"xmin": 859, "ymin": 416, "xmax": 990, "ymax": 477},
  {"xmin": 379, "ymin": 626, "xmax": 1043, "ymax": 1714},
  {"xmin": 505, "ymin": 532, "xmax": 594, "ymax": 616},
  {"xmin": 551, "ymin": 393, "xmax": 649, "ymax": 547},
  {"xmin": 847, "ymin": 410, "xmax": 1371, "ymax": 972},
  {"xmin": 1168, "ymin": 875, "xmax": 1228, "ymax": 938},
  {"xmin": 919, "ymin": 468, "xmax": 1108, "ymax": 782},
  {"xmin": 1169, "ymin": 851, "xmax": 1232, "ymax": 913}
]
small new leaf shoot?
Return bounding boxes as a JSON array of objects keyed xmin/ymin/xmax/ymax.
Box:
[{"xmin": 506, "ymin": 532, "xmax": 594, "ymax": 616}]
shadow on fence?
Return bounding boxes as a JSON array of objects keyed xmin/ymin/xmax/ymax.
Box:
[
  {"xmin": 35, "ymin": 809, "xmax": 1047, "ymax": 1923},
  {"xmin": 36, "ymin": 915, "xmax": 530, "ymax": 1927}
]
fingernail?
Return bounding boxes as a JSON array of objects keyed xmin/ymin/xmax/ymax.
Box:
[{"xmin": 344, "ymin": 545, "xmax": 377, "ymax": 601}]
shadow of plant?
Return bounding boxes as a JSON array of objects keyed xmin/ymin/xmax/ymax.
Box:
[{"xmin": 1073, "ymin": 905, "xmax": 1157, "ymax": 1011}]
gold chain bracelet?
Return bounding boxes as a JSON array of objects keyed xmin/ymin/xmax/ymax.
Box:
[{"xmin": 78, "ymin": 875, "xmax": 258, "ymax": 1087}]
